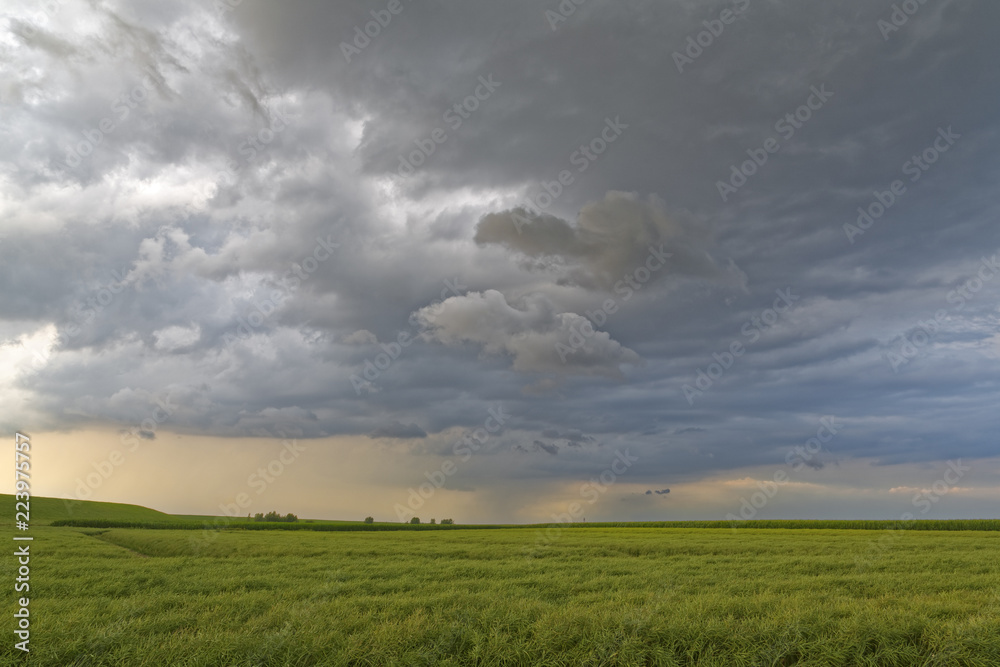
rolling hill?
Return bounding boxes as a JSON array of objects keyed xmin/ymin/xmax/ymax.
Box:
[{"xmin": 2, "ymin": 493, "xmax": 172, "ymax": 526}]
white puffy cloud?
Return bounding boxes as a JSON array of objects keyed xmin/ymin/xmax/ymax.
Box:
[
  {"xmin": 341, "ymin": 329, "xmax": 378, "ymax": 345},
  {"xmin": 152, "ymin": 324, "xmax": 201, "ymax": 351},
  {"xmin": 413, "ymin": 290, "xmax": 639, "ymax": 378}
]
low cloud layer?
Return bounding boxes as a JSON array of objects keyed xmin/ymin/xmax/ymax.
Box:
[{"xmin": 368, "ymin": 421, "xmax": 428, "ymax": 439}]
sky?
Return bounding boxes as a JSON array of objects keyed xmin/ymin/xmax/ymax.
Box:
[{"xmin": 1, "ymin": 0, "xmax": 999, "ymax": 524}]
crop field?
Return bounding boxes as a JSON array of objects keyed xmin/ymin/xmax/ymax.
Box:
[{"xmin": 3, "ymin": 496, "xmax": 1000, "ymax": 665}]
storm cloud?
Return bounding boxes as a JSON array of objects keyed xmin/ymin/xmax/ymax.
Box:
[{"xmin": 1, "ymin": 0, "xmax": 999, "ymax": 521}]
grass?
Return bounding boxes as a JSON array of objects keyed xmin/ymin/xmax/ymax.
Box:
[
  {"xmin": 4, "ymin": 496, "xmax": 999, "ymax": 665},
  {"xmin": 47, "ymin": 517, "xmax": 1000, "ymax": 532},
  {"xmin": 5, "ymin": 493, "xmax": 172, "ymax": 526}
]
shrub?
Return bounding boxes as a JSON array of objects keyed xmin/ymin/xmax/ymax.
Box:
[
  {"xmin": 255, "ymin": 511, "xmax": 298, "ymax": 522},
  {"xmin": 429, "ymin": 518, "xmax": 436, "ymax": 524},
  {"xmin": 410, "ymin": 517, "xmax": 420, "ymax": 524},
  {"xmin": 364, "ymin": 516, "xmax": 374, "ymax": 524}
]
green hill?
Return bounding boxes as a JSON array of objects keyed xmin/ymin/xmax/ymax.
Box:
[{"xmin": 2, "ymin": 493, "xmax": 172, "ymax": 526}]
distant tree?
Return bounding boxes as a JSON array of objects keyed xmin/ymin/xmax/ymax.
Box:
[
  {"xmin": 440, "ymin": 518, "xmax": 454, "ymax": 525},
  {"xmin": 429, "ymin": 518, "xmax": 436, "ymax": 524},
  {"xmin": 256, "ymin": 511, "xmax": 298, "ymax": 522},
  {"xmin": 410, "ymin": 517, "xmax": 420, "ymax": 524},
  {"xmin": 253, "ymin": 512, "xmax": 264, "ymax": 521},
  {"xmin": 364, "ymin": 516, "xmax": 374, "ymax": 524}
]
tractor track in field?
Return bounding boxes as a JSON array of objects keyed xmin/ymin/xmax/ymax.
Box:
[{"xmin": 80, "ymin": 529, "xmax": 152, "ymax": 558}]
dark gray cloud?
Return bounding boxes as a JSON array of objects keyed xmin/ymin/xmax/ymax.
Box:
[
  {"xmin": 533, "ymin": 440, "xmax": 560, "ymax": 456},
  {"xmin": 2, "ymin": 0, "xmax": 999, "ymax": 518},
  {"xmin": 474, "ymin": 192, "xmax": 725, "ymax": 290},
  {"xmin": 540, "ymin": 428, "xmax": 594, "ymax": 445},
  {"xmin": 368, "ymin": 421, "xmax": 428, "ymax": 440}
]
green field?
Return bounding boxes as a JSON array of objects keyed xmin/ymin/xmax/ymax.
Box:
[
  {"xmin": 4, "ymin": 496, "xmax": 1000, "ymax": 665},
  {"xmin": 16, "ymin": 494, "xmax": 174, "ymax": 525}
]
